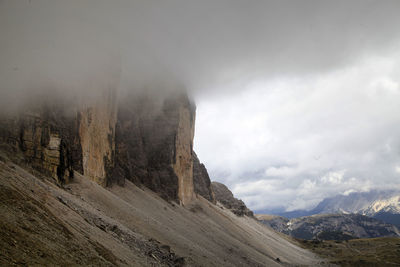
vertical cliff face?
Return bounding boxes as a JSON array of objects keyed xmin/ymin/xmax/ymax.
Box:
[
  {"xmin": 193, "ymin": 152, "xmax": 215, "ymax": 203},
  {"xmin": 0, "ymin": 107, "xmax": 81, "ymax": 185},
  {"xmin": 112, "ymin": 92, "xmax": 196, "ymax": 204},
  {"xmin": 0, "ymin": 89, "xmax": 210, "ymax": 206},
  {"xmin": 0, "ymin": 89, "xmax": 117, "ymax": 186},
  {"xmin": 172, "ymin": 97, "xmax": 196, "ymax": 205},
  {"xmin": 78, "ymin": 89, "xmax": 117, "ymax": 186}
]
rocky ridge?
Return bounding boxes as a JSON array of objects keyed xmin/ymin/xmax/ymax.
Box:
[{"xmin": 211, "ymin": 181, "xmax": 253, "ymax": 217}]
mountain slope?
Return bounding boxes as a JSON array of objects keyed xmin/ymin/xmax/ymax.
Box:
[
  {"xmin": 0, "ymin": 155, "xmax": 322, "ymax": 266},
  {"xmin": 362, "ymin": 195, "xmax": 400, "ymax": 216}
]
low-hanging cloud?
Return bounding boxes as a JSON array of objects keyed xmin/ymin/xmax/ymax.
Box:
[{"xmin": 1, "ymin": 0, "xmax": 400, "ymax": 105}]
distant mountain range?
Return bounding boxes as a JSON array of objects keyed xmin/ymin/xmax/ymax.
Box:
[
  {"xmin": 256, "ymin": 213, "xmax": 400, "ymax": 240},
  {"xmin": 258, "ymin": 190, "xmax": 400, "ymax": 227}
]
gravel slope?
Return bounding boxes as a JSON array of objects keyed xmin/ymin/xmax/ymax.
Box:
[{"xmin": 0, "ymin": 157, "xmax": 324, "ymax": 266}]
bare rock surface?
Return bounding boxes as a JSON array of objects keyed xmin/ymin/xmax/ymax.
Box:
[
  {"xmin": 211, "ymin": 181, "xmax": 254, "ymax": 217},
  {"xmin": 192, "ymin": 152, "xmax": 215, "ymax": 203},
  {"xmin": 78, "ymin": 88, "xmax": 117, "ymax": 186},
  {"xmin": 112, "ymin": 92, "xmax": 196, "ymax": 204},
  {"xmin": 0, "ymin": 106, "xmax": 82, "ymax": 185}
]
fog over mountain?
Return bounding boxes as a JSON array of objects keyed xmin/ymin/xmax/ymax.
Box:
[{"xmin": 1, "ymin": 0, "xmax": 400, "ymax": 212}]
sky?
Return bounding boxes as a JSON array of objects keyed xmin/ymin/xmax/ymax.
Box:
[
  {"xmin": 1, "ymin": 0, "xmax": 400, "ymax": 211},
  {"xmin": 195, "ymin": 54, "xmax": 400, "ymax": 212}
]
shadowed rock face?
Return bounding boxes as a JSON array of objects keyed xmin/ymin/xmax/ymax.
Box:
[
  {"xmin": 108, "ymin": 91, "xmax": 197, "ymax": 204},
  {"xmin": 193, "ymin": 152, "xmax": 215, "ymax": 203},
  {"xmin": 0, "ymin": 106, "xmax": 82, "ymax": 185},
  {"xmin": 211, "ymin": 182, "xmax": 253, "ymax": 217}
]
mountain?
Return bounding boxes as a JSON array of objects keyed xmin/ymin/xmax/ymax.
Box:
[
  {"xmin": 310, "ymin": 191, "xmax": 400, "ymax": 216},
  {"xmin": 257, "ymin": 214, "xmax": 400, "ymax": 240},
  {"xmin": 362, "ymin": 195, "xmax": 400, "ymax": 216},
  {"xmin": 0, "ymin": 89, "xmax": 205, "ymax": 205},
  {"xmin": 262, "ymin": 191, "xmax": 400, "ymax": 226},
  {"xmin": 0, "ymin": 90, "xmax": 321, "ymax": 266}
]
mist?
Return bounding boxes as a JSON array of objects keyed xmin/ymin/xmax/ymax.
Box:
[
  {"xmin": 1, "ymin": 0, "xmax": 400, "ymax": 211},
  {"xmin": 2, "ymin": 0, "xmax": 400, "ymax": 104}
]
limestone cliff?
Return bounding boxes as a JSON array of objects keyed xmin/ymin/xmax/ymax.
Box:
[
  {"xmin": 112, "ymin": 92, "xmax": 196, "ymax": 204},
  {"xmin": 78, "ymin": 89, "xmax": 117, "ymax": 186},
  {"xmin": 193, "ymin": 152, "xmax": 215, "ymax": 203},
  {"xmin": 0, "ymin": 89, "xmax": 117, "ymax": 186},
  {"xmin": 172, "ymin": 97, "xmax": 196, "ymax": 205},
  {"xmin": 0, "ymin": 89, "xmax": 205, "ymax": 206},
  {"xmin": 0, "ymin": 106, "xmax": 81, "ymax": 184}
]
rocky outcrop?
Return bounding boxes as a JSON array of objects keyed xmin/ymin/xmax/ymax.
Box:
[
  {"xmin": 211, "ymin": 182, "xmax": 253, "ymax": 217},
  {"xmin": 111, "ymin": 91, "xmax": 196, "ymax": 204},
  {"xmin": 0, "ymin": 89, "xmax": 117, "ymax": 186},
  {"xmin": 192, "ymin": 152, "xmax": 215, "ymax": 203},
  {"xmin": 0, "ymin": 106, "xmax": 82, "ymax": 184}
]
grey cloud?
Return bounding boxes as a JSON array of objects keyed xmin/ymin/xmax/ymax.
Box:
[{"xmin": 2, "ymin": 0, "xmax": 400, "ymax": 106}]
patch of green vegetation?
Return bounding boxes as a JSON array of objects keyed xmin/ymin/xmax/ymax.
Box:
[{"xmin": 297, "ymin": 237, "xmax": 400, "ymax": 266}]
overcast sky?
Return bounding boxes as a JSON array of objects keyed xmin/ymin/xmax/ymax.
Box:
[
  {"xmin": 1, "ymin": 0, "xmax": 400, "ymax": 212},
  {"xmin": 190, "ymin": 0, "xmax": 400, "ymax": 212}
]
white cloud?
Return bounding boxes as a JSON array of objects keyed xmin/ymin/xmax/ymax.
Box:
[
  {"xmin": 195, "ymin": 54, "xmax": 400, "ymax": 211},
  {"xmin": 320, "ymin": 171, "xmax": 345, "ymax": 185},
  {"xmin": 396, "ymin": 166, "xmax": 400, "ymax": 174}
]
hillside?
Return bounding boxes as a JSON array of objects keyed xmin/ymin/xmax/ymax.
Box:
[
  {"xmin": 0, "ymin": 152, "xmax": 323, "ymax": 266},
  {"xmin": 298, "ymin": 237, "xmax": 400, "ymax": 267}
]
